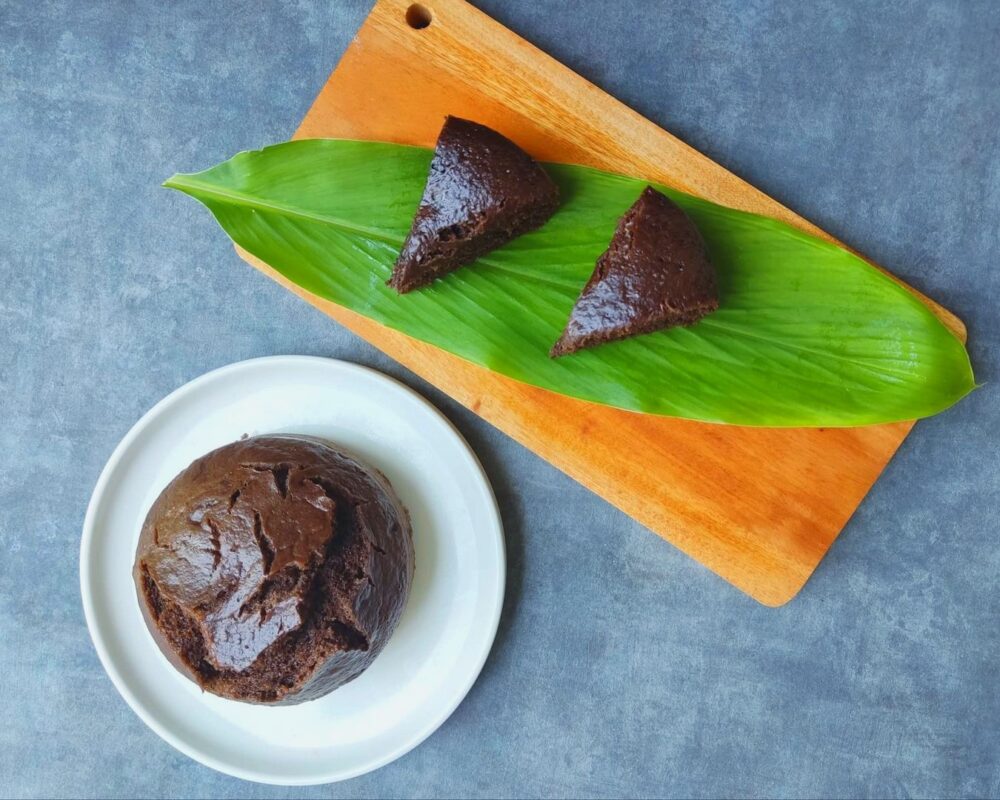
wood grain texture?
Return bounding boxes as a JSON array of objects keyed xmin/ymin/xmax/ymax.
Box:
[{"xmin": 236, "ymin": 0, "xmax": 965, "ymax": 605}]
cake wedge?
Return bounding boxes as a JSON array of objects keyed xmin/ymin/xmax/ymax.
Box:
[
  {"xmin": 388, "ymin": 116, "xmax": 560, "ymax": 293},
  {"xmin": 551, "ymin": 186, "xmax": 719, "ymax": 356}
]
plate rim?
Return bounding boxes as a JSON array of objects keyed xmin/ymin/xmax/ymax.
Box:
[{"xmin": 79, "ymin": 355, "xmax": 505, "ymax": 785}]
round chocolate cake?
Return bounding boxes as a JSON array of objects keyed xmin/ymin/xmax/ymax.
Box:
[{"xmin": 133, "ymin": 435, "xmax": 413, "ymax": 705}]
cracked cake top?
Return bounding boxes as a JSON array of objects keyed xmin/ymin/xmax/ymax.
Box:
[{"xmin": 133, "ymin": 435, "xmax": 413, "ymax": 705}]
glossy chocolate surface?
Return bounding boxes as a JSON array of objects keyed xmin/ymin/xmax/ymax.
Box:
[
  {"xmin": 551, "ymin": 186, "xmax": 719, "ymax": 356},
  {"xmin": 389, "ymin": 116, "xmax": 559, "ymax": 293},
  {"xmin": 133, "ymin": 435, "xmax": 413, "ymax": 704}
]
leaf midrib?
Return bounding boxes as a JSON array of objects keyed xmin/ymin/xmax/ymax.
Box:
[
  {"xmin": 163, "ymin": 174, "xmax": 404, "ymax": 245},
  {"xmin": 166, "ymin": 172, "xmax": 947, "ymax": 391},
  {"xmin": 165, "ymin": 173, "xmax": 589, "ymax": 288}
]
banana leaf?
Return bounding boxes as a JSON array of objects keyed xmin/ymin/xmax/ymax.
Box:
[{"xmin": 164, "ymin": 140, "xmax": 974, "ymax": 427}]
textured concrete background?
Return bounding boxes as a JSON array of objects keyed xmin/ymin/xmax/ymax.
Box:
[{"xmin": 1, "ymin": 1, "xmax": 998, "ymax": 797}]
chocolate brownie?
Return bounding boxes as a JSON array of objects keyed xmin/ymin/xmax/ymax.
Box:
[
  {"xmin": 388, "ymin": 116, "xmax": 560, "ymax": 293},
  {"xmin": 133, "ymin": 435, "xmax": 413, "ymax": 705},
  {"xmin": 551, "ymin": 186, "xmax": 719, "ymax": 356}
]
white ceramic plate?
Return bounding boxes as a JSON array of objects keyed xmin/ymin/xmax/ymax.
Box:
[{"xmin": 81, "ymin": 356, "xmax": 504, "ymax": 785}]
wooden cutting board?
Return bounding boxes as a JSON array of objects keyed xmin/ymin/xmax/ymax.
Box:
[{"xmin": 237, "ymin": 0, "xmax": 966, "ymax": 605}]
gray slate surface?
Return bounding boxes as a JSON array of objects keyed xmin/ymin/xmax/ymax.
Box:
[{"xmin": 1, "ymin": 1, "xmax": 998, "ymax": 797}]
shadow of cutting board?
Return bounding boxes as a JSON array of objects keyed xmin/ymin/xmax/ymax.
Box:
[{"xmin": 237, "ymin": 0, "xmax": 966, "ymax": 606}]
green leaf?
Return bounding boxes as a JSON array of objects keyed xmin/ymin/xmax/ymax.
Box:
[{"xmin": 164, "ymin": 139, "xmax": 975, "ymax": 427}]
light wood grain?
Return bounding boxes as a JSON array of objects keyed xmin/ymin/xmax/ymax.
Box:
[{"xmin": 237, "ymin": 0, "xmax": 965, "ymax": 605}]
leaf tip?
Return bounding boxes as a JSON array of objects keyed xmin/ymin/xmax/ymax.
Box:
[{"xmin": 162, "ymin": 173, "xmax": 186, "ymax": 191}]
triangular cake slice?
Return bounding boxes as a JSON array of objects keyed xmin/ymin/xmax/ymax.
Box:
[
  {"xmin": 551, "ymin": 186, "xmax": 719, "ymax": 357},
  {"xmin": 388, "ymin": 116, "xmax": 560, "ymax": 293}
]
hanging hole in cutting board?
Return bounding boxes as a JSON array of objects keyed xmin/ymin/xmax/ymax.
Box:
[{"xmin": 405, "ymin": 3, "xmax": 433, "ymax": 29}]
